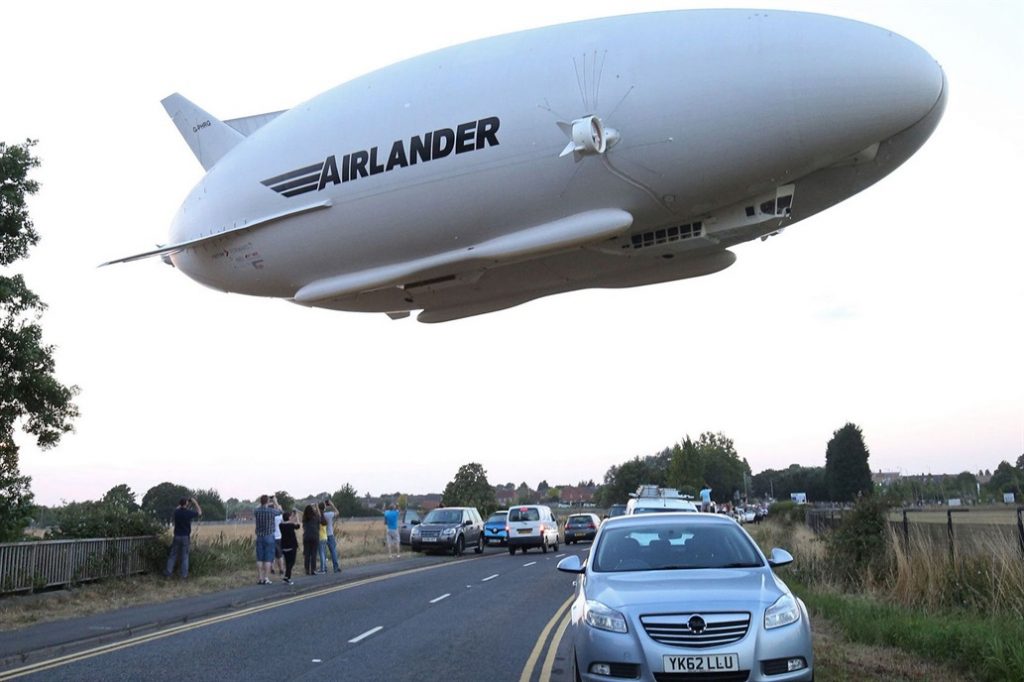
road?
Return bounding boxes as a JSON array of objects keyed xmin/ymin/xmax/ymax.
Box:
[{"xmin": 0, "ymin": 544, "xmax": 587, "ymax": 681}]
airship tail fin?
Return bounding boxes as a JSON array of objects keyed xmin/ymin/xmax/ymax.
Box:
[{"xmin": 161, "ymin": 93, "xmax": 245, "ymax": 171}]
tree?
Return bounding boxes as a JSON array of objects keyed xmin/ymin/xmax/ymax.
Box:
[
  {"xmin": 988, "ymin": 461, "xmax": 1021, "ymax": 496},
  {"xmin": 1016, "ymin": 453, "xmax": 1024, "ymax": 472},
  {"xmin": 142, "ymin": 481, "xmax": 191, "ymax": 524},
  {"xmin": 102, "ymin": 484, "xmax": 139, "ymax": 511},
  {"xmin": 0, "ymin": 446, "xmax": 34, "ymax": 541},
  {"xmin": 516, "ymin": 482, "xmax": 533, "ymax": 504},
  {"xmin": 442, "ymin": 463, "xmax": 498, "ymax": 515},
  {"xmin": 47, "ymin": 484, "xmax": 161, "ymax": 539},
  {"xmin": 332, "ymin": 484, "xmax": 363, "ymax": 517},
  {"xmin": 597, "ymin": 455, "xmax": 664, "ymax": 506},
  {"xmin": 191, "ymin": 488, "xmax": 226, "ymax": 521},
  {"xmin": 274, "ymin": 490, "xmax": 295, "ymax": 513},
  {"xmin": 0, "ymin": 139, "xmax": 80, "ymax": 542},
  {"xmin": 824, "ymin": 423, "xmax": 873, "ymax": 502}
]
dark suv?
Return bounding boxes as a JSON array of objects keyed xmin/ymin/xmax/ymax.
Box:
[{"xmin": 410, "ymin": 507, "xmax": 485, "ymax": 555}]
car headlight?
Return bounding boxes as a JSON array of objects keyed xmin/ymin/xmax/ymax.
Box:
[
  {"xmin": 441, "ymin": 527, "xmax": 457, "ymax": 536},
  {"xmin": 584, "ymin": 600, "xmax": 628, "ymax": 633},
  {"xmin": 764, "ymin": 594, "xmax": 801, "ymax": 629},
  {"xmin": 411, "ymin": 527, "xmax": 420, "ymax": 537}
]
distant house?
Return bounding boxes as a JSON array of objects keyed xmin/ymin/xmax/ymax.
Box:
[
  {"xmin": 557, "ymin": 485, "xmax": 595, "ymax": 506},
  {"xmin": 872, "ymin": 471, "xmax": 901, "ymax": 487}
]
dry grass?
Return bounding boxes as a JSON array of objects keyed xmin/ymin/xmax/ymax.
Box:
[{"xmin": 192, "ymin": 518, "xmax": 388, "ymax": 556}]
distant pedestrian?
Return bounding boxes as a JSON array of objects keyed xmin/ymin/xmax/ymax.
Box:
[
  {"xmin": 302, "ymin": 504, "xmax": 320, "ymax": 575},
  {"xmin": 383, "ymin": 504, "xmax": 400, "ymax": 558},
  {"xmin": 317, "ymin": 502, "xmax": 329, "ymax": 574},
  {"xmin": 254, "ymin": 495, "xmax": 282, "ymax": 584},
  {"xmin": 278, "ymin": 511, "xmax": 300, "ymax": 584},
  {"xmin": 165, "ymin": 496, "xmax": 202, "ymax": 578},
  {"xmin": 699, "ymin": 483, "xmax": 712, "ymax": 513},
  {"xmin": 323, "ymin": 499, "xmax": 341, "ymax": 572}
]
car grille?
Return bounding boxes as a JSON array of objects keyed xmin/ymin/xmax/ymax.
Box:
[
  {"xmin": 653, "ymin": 672, "xmax": 749, "ymax": 681},
  {"xmin": 419, "ymin": 530, "xmax": 440, "ymax": 538},
  {"xmin": 640, "ymin": 612, "xmax": 750, "ymax": 648}
]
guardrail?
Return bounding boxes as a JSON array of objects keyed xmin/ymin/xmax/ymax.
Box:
[{"xmin": 0, "ymin": 536, "xmax": 157, "ymax": 594}]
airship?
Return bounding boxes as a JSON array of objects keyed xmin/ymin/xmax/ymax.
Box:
[{"xmin": 106, "ymin": 9, "xmax": 946, "ymax": 323}]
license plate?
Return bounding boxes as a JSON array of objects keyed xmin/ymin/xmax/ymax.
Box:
[
  {"xmin": 663, "ymin": 654, "xmax": 739, "ymax": 673},
  {"xmin": 422, "ymin": 537, "xmax": 437, "ymax": 543},
  {"xmin": 518, "ymin": 529, "xmax": 532, "ymax": 534}
]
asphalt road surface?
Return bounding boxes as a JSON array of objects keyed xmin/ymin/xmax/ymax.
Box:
[{"xmin": 1, "ymin": 544, "xmax": 588, "ymax": 681}]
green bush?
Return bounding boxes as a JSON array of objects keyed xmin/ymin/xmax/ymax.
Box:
[
  {"xmin": 825, "ymin": 496, "xmax": 889, "ymax": 587},
  {"xmin": 768, "ymin": 500, "xmax": 805, "ymax": 525}
]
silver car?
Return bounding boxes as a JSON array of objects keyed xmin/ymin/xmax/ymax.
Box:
[{"xmin": 557, "ymin": 513, "xmax": 813, "ymax": 681}]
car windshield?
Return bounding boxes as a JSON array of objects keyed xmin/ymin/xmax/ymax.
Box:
[
  {"xmin": 592, "ymin": 522, "xmax": 763, "ymax": 572},
  {"xmin": 567, "ymin": 516, "xmax": 593, "ymax": 526},
  {"xmin": 608, "ymin": 505, "xmax": 627, "ymax": 517},
  {"xmin": 486, "ymin": 513, "xmax": 507, "ymax": 524},
  {"xmin": 508, "ymin": 508, "xmax": 540, "ymax": 522},
  {"xmin": 423, "ymin": 509, "xmax": 463, "ymax": 524}
]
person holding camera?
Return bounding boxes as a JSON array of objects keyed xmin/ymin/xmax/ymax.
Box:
[
  {"xmin": 322, "ymin": 499, "xmax": 341, "ymax": 572},
  {"xmin": 254, "ymin": 494, "xmax": 282, "ymax": 584},
  {"xmin": 165, "ymin": 496, "xmax": 202, "ymax": 579}
]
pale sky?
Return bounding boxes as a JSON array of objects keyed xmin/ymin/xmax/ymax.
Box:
[{"xmin": 5, "ymin": 1, "xmax": 1021, "ymax": 505}]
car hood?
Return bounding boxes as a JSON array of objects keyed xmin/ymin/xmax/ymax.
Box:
[
  {"xmin": 586, "ymin": 568, "xmax": 787, "ymax": 613},
  {"xmin": 417, "ymin": 523, "xmax": 461, "ymax": 531}
]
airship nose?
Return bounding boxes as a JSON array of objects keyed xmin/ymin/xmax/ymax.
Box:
[{"xmin": 870, "ymin": 28, "xmax": 945, "ymax": 133}]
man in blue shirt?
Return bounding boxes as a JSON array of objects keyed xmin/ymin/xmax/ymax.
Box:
[
  {"xmin": 165, "ymin": 496, "xmax": 203, "ymax": 578},
  {"xmin": 383, "ymin": 504, "xmax": 400, "ymax": 558},
  {"xmin": 699, "ymin": 483, "xmax": 713, "ymax": 513}
]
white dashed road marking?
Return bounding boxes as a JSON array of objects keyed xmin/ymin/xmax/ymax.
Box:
[
  {"xmin": 348, "ymin": 626, "xmax": 383, "ymax": 643},
  {"xmin": 430, "ymin": 593, "xmax": 451, "ymax": 604},
  {"xmin": 482, "ymin": 574, "xmax": 499, "ymax": 582},
  {"xmin": 523, "ymin": 561, "xmax": 537, "ymax": 567}
]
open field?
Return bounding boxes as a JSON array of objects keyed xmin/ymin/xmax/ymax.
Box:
[
  {"xmin": 192, "ymin": 518, "xmax": 387, "ymax": 556},
  {"xmin": 887, "ymin": 508, "xmax": 1022, "ymax": 525}
]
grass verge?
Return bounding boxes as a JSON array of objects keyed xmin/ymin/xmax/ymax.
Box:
[{"xmin": 790, "ymin": 579, "xmax": 1023, "ymax": 682}]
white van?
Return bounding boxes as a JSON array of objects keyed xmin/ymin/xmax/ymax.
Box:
[
  {"xmin": 626, "ymin": 485, "xmax": 699, "ymax": 515},
  {"xmin": 505, "ymin": 504, "xmax": 559, "ymax": 554}
]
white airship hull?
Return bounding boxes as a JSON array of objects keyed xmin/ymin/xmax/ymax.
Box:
[{"xmin": 110, "ymin": 10, "xmax": 946, "ymax": 322}]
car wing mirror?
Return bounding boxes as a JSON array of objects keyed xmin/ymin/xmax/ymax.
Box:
[
  {"xmin": 557, "ymin": 555, "xmax": 585, "ymax": 574},
  {"xmin": 411, "ymin": 519, "xmax": 420, "ymax": 525},
  {"xmin": 768, "ymin": 547, "xmax": 794, "ymax": 567},
  {"xmin": 464, "ymin": 519, "xmax": 472, "ymax": 526}
]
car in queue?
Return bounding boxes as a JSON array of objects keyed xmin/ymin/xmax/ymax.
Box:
[
  {"xmin": 557, "ymin": 513, "xmax": 813, "ymax": 681},
  {"xmin": 506, "ymin": 504, "xmax": 559, "ymax": 554},
  {"xmin": 564, "ymin": 513, "xmax": 601, "ymax": 544},
  {"xmin": 605, "ymin": 503, "xmax": 628, "ymax": 522},
  {"xmin": 410, "ymin": 507, "xmax": 484, "ymax": 555},
  {"xmin": 626, "ymin": 485, "xmax": 699, "ymax": 515},
  {"xmin": 484, "ymin": 510, "xmax": 509, "ymax": 546},
  {"xmin": 398, "ymin": 508, "xmax": 422, "ymax": 545}
]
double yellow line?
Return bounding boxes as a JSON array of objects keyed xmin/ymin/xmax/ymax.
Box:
[
  {"xmin": 519, "ymin": 593, "xmax": 575, "ymax": 682},
  {"xmin": 0, "ymin": 561, "xmax": 453, "ymax": 680}
]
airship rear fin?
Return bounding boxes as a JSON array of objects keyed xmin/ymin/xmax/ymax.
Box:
[
  {"xmin": 161, "ymin": 93, "xmax": 245, "ymax": 171},
  {"xmin": 225, "ymin": 110, "xmax": 288, "ymax": 137}
]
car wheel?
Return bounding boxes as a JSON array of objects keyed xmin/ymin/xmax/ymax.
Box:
[
  {"xmin": 474, "ymin": 535, "xmax": 484, "ymax": 554},
  {"xmin": 553, "ymin": 539, "xmax": 559, "ymax": 551},
  {"xmin": 453, "ymin": 536, "xmax": 464, "ymax": 556},
  {"xmin": 509, "ymin": 546, "xmax": 516, "ymax": 555},
  {"xmin": 541, "ymin": 541, "xmax": 548, "ymax": 554}
]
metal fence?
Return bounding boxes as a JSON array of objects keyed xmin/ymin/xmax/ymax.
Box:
[
  {"xmin": 0, "ymin": 536, "xmax": 157, "ymax": 594},
  {"xmin": 803, "ymin": 506, "xmax": 1024, "ymax": 558}
]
